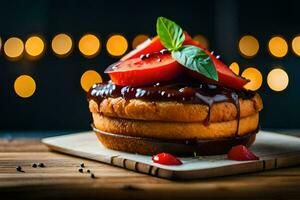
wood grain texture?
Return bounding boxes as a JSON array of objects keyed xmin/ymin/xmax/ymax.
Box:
[
  {"xmin": 42, "ymin": 131, "xmax": 300, "ymax": 180},
  {"xmin": 0, "ymin": 139, "xmax": 48, "ymax": 152},
  {"xmin": 0, "ymin": 137, "xmax": 300, "ymax": 199}
]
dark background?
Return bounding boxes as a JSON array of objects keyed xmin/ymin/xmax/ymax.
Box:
[{"xmin": 0, "ymin": 0, "xmax": 299, "ymax": 131}]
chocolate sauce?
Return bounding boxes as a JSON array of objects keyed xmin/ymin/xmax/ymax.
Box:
[
  {"xmin": 231, "ymin": 92, "xmax": 240, "ymax": 136},
  {"xmin": 87, "ymin": 79, "xmax": 254, "ymax": 135},
  {"xmin": 93, "ymin": 125, "xmax": 258, "ymax": 156}
]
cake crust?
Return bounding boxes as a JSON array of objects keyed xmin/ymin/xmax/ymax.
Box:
[
  {"xmin": 93, "ymin": 113, "xmax": 259, "ymax": 140},
  {"xmin": 89, "ymin": 93, "xmax": 262, "ymax": 123}
]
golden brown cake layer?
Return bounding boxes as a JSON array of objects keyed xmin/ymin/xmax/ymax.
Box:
[
  {"xmin": 92, "ymin": 113, "xmax": 259, "ymax": 140},
  {"xmin": 89, "ymin": 93, "xmax": 262, "ymax": 123}
]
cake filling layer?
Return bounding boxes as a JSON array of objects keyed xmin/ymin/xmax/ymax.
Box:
[{"xmin": 88, "ymin": 80, "xmax": 255, "ymax": 105}]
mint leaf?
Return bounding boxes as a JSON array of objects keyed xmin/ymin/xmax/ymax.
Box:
[
  {"xmin": 172, "ymin": 45, "xmax": 218, "ymax": 81},
  {"xmin": 156, "ymin": 17, "xmax": 185, "ymax": 51},
  {"xmin": 155, "ymin": 17, "xmax": 218, "ymax": 82}
]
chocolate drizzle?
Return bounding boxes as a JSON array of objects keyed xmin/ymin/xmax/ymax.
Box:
[
  {"xmin": 93, "ymin": 125, "xmax": 258, "ymax": 156},
  {"xmin": 88, "ymin": 79, "xmax": 254, "ymax": 135},
  {"xmin": 231, "ymin": 92, "xmax": 240, "ymax": 136}
]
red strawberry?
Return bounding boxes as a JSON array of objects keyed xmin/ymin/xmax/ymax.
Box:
[
  {"xmin": 227, "ymin": 145, "xmax": 259, "ymax": 161},
  {"xmin": 152, "ymin": 153, "xmax": 182, "ymax": 165},
  {"xmin": 185, "ymin": 39, "xmax": 249, "ymax": 90}
]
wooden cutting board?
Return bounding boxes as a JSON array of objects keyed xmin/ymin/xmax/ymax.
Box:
[{"xmin": 42, "ymin": 131, "xmax": 300, "ymax": 179}]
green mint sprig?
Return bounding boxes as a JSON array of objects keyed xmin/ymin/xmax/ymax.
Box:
[
  {"xmin": 156, "ymin": 16, "xmax": 218, "ymax": 81},
  {"xmin": 156, "ymin": 17, "xmax": 185, "ymax": 50}
]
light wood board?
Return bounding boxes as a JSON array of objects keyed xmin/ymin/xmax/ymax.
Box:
[{"xmin": 42, "ymin": 131, "xmax": 300, "ymax": 179}]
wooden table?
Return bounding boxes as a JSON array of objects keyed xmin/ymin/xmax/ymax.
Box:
[{"xmin": 1, "ymin": 138, "xmax": 300, "ymax": 200}]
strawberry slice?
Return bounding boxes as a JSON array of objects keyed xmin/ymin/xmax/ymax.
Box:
[
  {"xmin": 227, "ymin": 145, "xmax": 259, "ymax": 161},
  {"xmin": 152, "ymin": 153, "xmax": 182, "ymax": 165},
  {"xmin": 121, "ymin": 32, "xmax": 192, "ymax": 61},
  {"xmin": 185, "ymin": 40, "xmax": 249, "ymax": 90}
]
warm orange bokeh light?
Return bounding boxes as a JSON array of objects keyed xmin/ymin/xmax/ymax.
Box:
[
  {"xmin": 241, "ymin": 67, "xmax": 263, "ymax": 91},
  {"xmin": 106, "ymin": 34, "xmax": 128, "ymax": 56},
  {"xmin": 79, "ymin": 34, "xmax": 101, "ymax": 58},
  {"xmin": 4, "ymin": 37, "xmax": 24, "ymax": 59},
  {"xmin": 268, "ymin": 36, "xmax": 288, "ymax": 58},
  {"xmin": 80, "ymin": 70, "xmax": 102, "ymax": 92},
  {"xmin": 132, "ymin": 34, "xmax": 149, "ymax": 49},
  {"xmin": 292, "ymin": 35, "xmax": 300, "ymax": 56},
  {"xmin": 229, "ymin": 62, "xmax": 240, "ymax": 75},
  {"xmin": 267, "ymin": 68, "xmax": 289, "ymax": 92},
  {"xmin": 25, "ymin": 36, "xmax": 45, "ymax": 58},
  {"xmin": 14, "ymin": 75, "xmax": 36, "ymax": 98},
  {"xmin": 52, "ymin": 33, "xmax": 73, "ymax": 56},
  {"xmin": 238, "ymin": 35, "xmax": 259, "ymax": 57}
]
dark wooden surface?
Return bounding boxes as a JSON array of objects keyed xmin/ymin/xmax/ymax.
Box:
[{"xmin": 1, "ymin": 138, "xmax": 300, "ymax": 200}]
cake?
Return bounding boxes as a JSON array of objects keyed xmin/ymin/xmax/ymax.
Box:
[{"xmin": 86, "ymin": 17, "xmax": 263, "ymax": 156}]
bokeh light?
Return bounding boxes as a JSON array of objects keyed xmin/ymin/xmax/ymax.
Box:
[
  {"xmin": 132, "ymin": 34, "xmax": 149, "ymax": 49},
  {"xmin": 52, "ymin": 33, "xmax": 73, "ymax": 56},
  {"xmin": 106, "ymin": 34, "xmax": 128, "ymax": 56},
  {"xmin": 25, "ymin": 35, "xmax": 45, "ymax": 58},
  {"xmin": 14, "ymin": 75, "xmax": 36, "ymax": 98},
  {"xmin": 0, "ymin": 37, "xmax": 2, "ymax": 51},
  {"xmin": 80, "ymin": 70, "xmax": 102, "ymax": 92},
  {"xmin": 241, "ymin": 67, "xmax": 263, "ymax": 91},
  {"xmin": 4, "ymin": 37, "xmax": 24, "ymax": 59},
  {"xmin": 193, "ymin": 35, "xmax": 209, "ymax": 49},
  {"xmin": 229, "ymin": 62, "xmax": 240, "ymax": 75},
  {"xmin": 79, "ymin": 34, "xmax": 101, "ymax": 58},
  {"xmin": 292, "ymin": 35, "xmax": 300, "ymax": 56},
  {"xmin": 268, "ymin": 36, "xmax": 288, "ymax": 58},
  {"xmin": 267, "ymin": 68, "xmax": 289, "ymax": 92},
  {"xmin": 238, "ymin": 35, "xmax": 259, "ymax": 57}
]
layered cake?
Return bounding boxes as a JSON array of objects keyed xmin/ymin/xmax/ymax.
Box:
[{"xmin": 87, "ymin": 17, "xmax": 263, "ymax": 156}]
